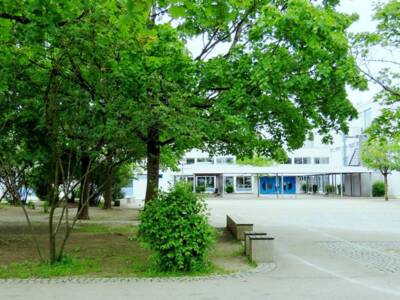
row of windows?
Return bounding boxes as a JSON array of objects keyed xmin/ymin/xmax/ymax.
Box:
[
  {"xmin": 183, "ymin": 156, "xmax": 329, "ymax": 166},
  {"xmin": 182, "ymin": 157, "xmax": 235, "ymax": 165},
  {"xmin": 285, "ymin": 157, "xmax": 329, "ymax": 165},
  {"xmin": 175, "ymin": 175, "xmax": 252, "ymax": 193}
]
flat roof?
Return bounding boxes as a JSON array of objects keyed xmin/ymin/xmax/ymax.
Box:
[{"xmin": 176, "ymin": 164, "xmax": 374, "ymax": 176}]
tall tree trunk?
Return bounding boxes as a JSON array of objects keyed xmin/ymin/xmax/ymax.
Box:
[
  {"xmin": 383, "ymin": 172, "xmax": 389, "ymax": 201},
  {"xmin": 145, "ymin": 128, "xmax": 161, "ymax": 204},
  {"xmin": 103, "ymin": 168, "xmax": 113, "ymax": 209},
  {"xmin": 49, "ymin": 207, "xmax": 57, "ymax": 264},
  {"xmin": 78, "ymin": 156, "xmax": 90, "ymax": 220}
]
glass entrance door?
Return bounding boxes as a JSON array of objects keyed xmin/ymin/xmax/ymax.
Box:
[
  {"xmin": 260, "ymin": 177, "xmax": 281, "ymax": 194},
  {"xmin": 283, "ymin": 177, "xmax": 296, "ymax": 194},
  {"xmin": 196, "ymin": 176, "xmax": 216, "ymax": 193}
]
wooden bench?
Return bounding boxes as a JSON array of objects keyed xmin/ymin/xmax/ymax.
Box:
[
  {"xmin": 244, "ymin": 231, "xmax": 267, "ymax": 256},
  {"xmin": 226, "ymin": 215, "xmax": 253, "ymax": 241}
]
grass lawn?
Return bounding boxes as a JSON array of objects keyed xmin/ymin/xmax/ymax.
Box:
[{"xmin": 0, "ymin": 206, "xmax": 252, "ymax": 279}]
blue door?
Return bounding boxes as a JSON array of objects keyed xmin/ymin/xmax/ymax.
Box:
[
  {"xmin": 260, "ymin": 176, "xmax": 296, "ymax": 195},
  {"xmin": 260, "ymin": 177, "xmax": 282, "ymax": 194},
  {"xmin": 283, "ymin": 177, "xmax": 296, "ymax": 194}
]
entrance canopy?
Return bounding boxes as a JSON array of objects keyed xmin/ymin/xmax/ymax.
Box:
[{"xmin": 180, "ymin": 164, "xmax": 373, "ymax": 177}]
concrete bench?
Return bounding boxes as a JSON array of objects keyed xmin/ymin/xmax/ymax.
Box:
[
  {"xmin": 244, "ymin": 231, "xmax": 267, "ymax": 256},
  {"xmin": 248, "ymin": 236, "xmax": 275, "ymax": 263},
  {"xmin": 226, "ymin": 215, "xmax": 253, "ymax": 241}
]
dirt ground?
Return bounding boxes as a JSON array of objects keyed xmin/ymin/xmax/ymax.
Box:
[{"xmin": 0, "ymin": 205, "xmax": 251, "ymax": 277}]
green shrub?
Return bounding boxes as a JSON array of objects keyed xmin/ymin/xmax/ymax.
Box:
[
  {"xmin": 372, "ymin": 181, "xmax": 385, "ymax": 197},
  {"xmin": 325, "ymin": 184, "xmax": 335, "ymax": 194},
  {"xmin": 312, "ymin": 184, "xmax": 318, "ymax": 194},
  {"xmin": 139, "ymin": 183, "xmax": 214, "ymax": 272},
  {"xmin": 42, "ymin": 201, "xmax": 49, "ymax": 213},
  {"xmin": 301, "ymin": 183, "xmax": 307, "ymax": 193},
  {"xmin": 27, "ymin": 201, "xmax": 35, "ymax": 210},
  {"xmin": 225, "ymin": 184, "xmax": 234, "ymax": 193},
  {"xmin": 195, "ymin": 185, "xmax": 205, "ymax": 193}
]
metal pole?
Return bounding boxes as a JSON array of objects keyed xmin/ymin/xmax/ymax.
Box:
[
  {"xmin": 281, "ymin": 175, "xmax": 284, "ymax": 197},
  {"xmin": 341, "ymin": 173, "xmax": 344, "ymax": 198},
  {"xmin": 221, "ymin": 175, "xmax": 224, "ymax": 198},
  {"xmin": 334, "ymin": 174, "xmax": 337, "ymax": 196},
  {"xmin": 257, "ymin": 174, "xmax": 260, "ymax": 198},
  {"xmin": 350, "ymin": 174, "xmax": 353, "ymax": 197},
  {"xmin": 369, "ymin": 172, "xmax": 373, "ymax": 197}
]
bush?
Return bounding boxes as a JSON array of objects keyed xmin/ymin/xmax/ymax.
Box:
[
  {"xmin": 312, "ymin": 184, "xmax": 318, "ymax": 194},
  {"xmin": 98, "ymin": 201, "xmax": 105, "ymax": 209},
  {"xmin": 42, "ymin": 201, "xmax": 49, "ymax": 213},
  {"xmin": 337, "ymin": 184, "xmax": 345, "ymax": 193},
  {"xmin": 225, "ymin": 184, "xmax": 234, "ymax": 193},
  {"xmin": 325, "ymin": 184, "xmax": 335, "ymax": 194},
  {"xmin": 372, "ymin": 181, "xmax": 385, "ymax": 197},
  {"xmin": 27, "ymin": 201, "xmax": 35, "ymax": 210},
  {"xmin": 195, "ymin": 185, "xmax": 205, "ymax": 193},
  {"xmin": 139, "ymin": 183, "xmax": 214, "ymax": 272},
  {"xmin": 301, "ymin": 183, "xmax": 307, "ymax": 193}
]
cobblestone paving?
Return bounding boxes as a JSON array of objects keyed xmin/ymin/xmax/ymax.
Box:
[
  {"xmin": 320, "ymin": 241, "xmax": 400, "ymax": 273},
  {"xmin": 0, "ymin": 263, "xmax": 276, "ymax": 284}
]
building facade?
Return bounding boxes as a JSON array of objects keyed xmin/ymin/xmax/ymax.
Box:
[{"xmin": 127, "ymin": 100, "xmax": 400, "ymax": 200}]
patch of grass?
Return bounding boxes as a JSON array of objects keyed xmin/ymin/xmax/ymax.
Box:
[
  {"xmin": 0, "ymin": 202, "xmax": 10, "ymax": 209},
  {"xmin": 211, "ymin": 245, "xmax": 245, "ymax": 258},
  {"xmin": 247, "ymin": 258, "xmax": 257, "ymax": 268},
  {"xmin": 0, "ymin": 252, "xmax": 227, "ymax": 279},
  {"xmin": 129, "ymin": 260, "xmax": 230, "ymax": 278},
  {"xmin": 0, "ymin": 256, "xmax": 100, "ymax": 279},
  {"xmin": 75, "ymin": 223, "xmax": 134, "ymax": 234},
  {"xmin": 0, "ymin": 223, "xmax": 253, "ymax": 279}
]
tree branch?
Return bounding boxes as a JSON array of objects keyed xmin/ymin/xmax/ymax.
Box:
[
  {"xmin": 358, "ymin": 66, "xmax": 400, "ymax": 98},
  {"xmin": 0, "ymin": 12, "xmax": 30, "ymax": 24},
  {"xmin": 0, "ymin": 10, "xmax": 88, "ymax": 26}
]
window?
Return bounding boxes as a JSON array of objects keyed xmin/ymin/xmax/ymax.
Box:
[
  {"xmin": 185, "ymin": 158, "xmax": 195, "ymax": 165},
  {"xmin": 197, "ymin": 157, "xmax": 214, "ymax": 164},
  {"xmin": 294, "ymin": 157, "xmax": 311, "ymax": 164},
  {"xmin": 216, "ymin": 157, "xmax": 235, "ymax": 164},
  {"xmin": 196, "ymin": 176, "xmax": 215, "ymax": 192},
  {"xmin": 225, "ymin": 176, "xmax": 234, "ymax": 192},
  {"xmin": 314, "ymin": 157, "xmax": 329, "ymax": 164},
  {"xmin": 285, "ymin": 158, "xmax": 292, "ymax": 164},
  {"xmin": 236, "ymin": 176, "xmax": 252, "ymax": 192}
]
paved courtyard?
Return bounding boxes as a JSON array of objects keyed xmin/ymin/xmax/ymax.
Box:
[{"xmin": 2, "ymin": 197, "xmax": 400, "ymax": 299}]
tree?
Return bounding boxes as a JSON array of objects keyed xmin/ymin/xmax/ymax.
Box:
[
  {"xmin": 0, "ymin": 0, "xmax": 146, "ymax": 262},
  {"xmin": 137, "ymin": 0, "xmax": 366, "ymax": 202},
  {"xmin": 360, "ymin": 124, "xmax": 400, "ymax": 201},
  {"xmin": 354, "ymin": 0, "xmax": 400, "ymax": 134}
]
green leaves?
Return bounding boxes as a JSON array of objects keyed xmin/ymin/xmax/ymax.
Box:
[
  {"xmin": 361, "ymin": 121, "xmax": 400, "ymax": 175},
  {"xmin": 139, "ymin": 183, "xmax": 214, "ymax": 272}
]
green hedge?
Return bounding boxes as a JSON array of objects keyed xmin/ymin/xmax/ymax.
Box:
[
  {"xmin": 372, "ymin": 181, "xmax": 385, "ymax": 197},
  {"xmin": 225, "ymin": 184, "xmax": 234, "ymax": 193},
  {"xmin": 139, "ymin": 183, "xmax": 214, "ymax": 272}
]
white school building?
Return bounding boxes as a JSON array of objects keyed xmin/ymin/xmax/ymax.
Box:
[{"xmin": 125, "ymin": 99, "xmax": 400, "ymax": 200}]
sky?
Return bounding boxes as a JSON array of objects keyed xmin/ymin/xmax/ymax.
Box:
[{"xmin": 338, "ymin": 0, "xmax": 382, "ymax": 106}]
